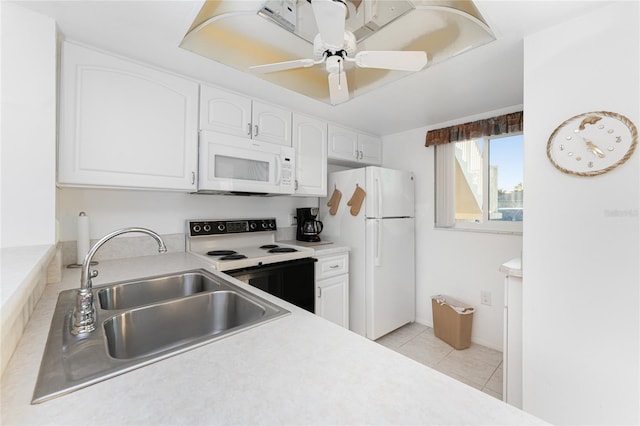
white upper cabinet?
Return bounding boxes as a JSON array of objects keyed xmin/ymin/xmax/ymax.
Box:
[
  {"xmin": 199, "ymin": 85, "xmax": 252, "ymax": 138},
  {"xmin": 292, "ymin": 113, "xmax": 327, "ymax": 196},
  {"xmin": 358, "ymin": 132, "xmax": 383, "ymax": 165},
  {"xmin": 58, "ymin": 42, "xmax": 199, "ymax": 191},
  {"xmin": 327, "ymin": 124, "xmax": 359, "ymax": 162},
  {"xmin": 251, "ymin": 100, "xmax": 292, "ymax": 146},
  {"xmin": 327, "ymin": 124, "xmax": 382, "ymax": 166},
  {"xmin": 200, "ymin": 84, "xmax": 292, "ymax": 147}
]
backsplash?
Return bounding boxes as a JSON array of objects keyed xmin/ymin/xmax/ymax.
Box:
[{"xmin": 61, "ymin": 227, "xmax": 297, "ymax": 266}]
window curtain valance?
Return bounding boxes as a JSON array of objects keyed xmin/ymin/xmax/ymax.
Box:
[{"xmin": 425, "ymin": 111, "xmax": 523, "ymax": 147}]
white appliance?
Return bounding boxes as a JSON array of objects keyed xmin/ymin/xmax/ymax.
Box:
[
  {"xmin": 319, "ymin": 166, "xmax": 415, "ymax": 340},
  {"xmin": 186, "ymin": 218, "xmax": 314, "ymax": 271},
  {"xmin": 186, "ymin": 218, "xmax": 317, "ymax": 312},
  {"xmin": 197, "ymin": 131, "xmax": 295, "ymax": 195}
]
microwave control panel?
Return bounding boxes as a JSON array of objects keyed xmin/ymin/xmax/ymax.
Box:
[{"xmin": 281, "ymin": 157, "xmax": 293, "ymax": 187}]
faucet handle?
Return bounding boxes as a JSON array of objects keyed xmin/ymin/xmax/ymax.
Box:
[{"xmin": 90, "ymin": 270, "xmax": 99, "ymax": 279}]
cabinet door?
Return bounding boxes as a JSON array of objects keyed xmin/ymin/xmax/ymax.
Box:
[
  {"xmin": 58, "ymin": 42, "xmax": 198, "ymax": 191},
  {"xmin": 327, "ymin": 124, "xmax": 359, "ymax": 162},
  {"xmin": 358, "ymin": 133, "xmax": 383, "ymax": 165},
  {"xmin": 252, "ymin": 100, "xmax": 292, "ymax": 146},
  {"xmin": 199, "ymin": 84, "xmax": 252, "ymax": 137},
  {"xmin": 316, "ymin": 275, "xmax": 349, "ymax": 328},
  {"xmin": 292, "ymin": 113, "xmax": 327, "ymax": 196}
]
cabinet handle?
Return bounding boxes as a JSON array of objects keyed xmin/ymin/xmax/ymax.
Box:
[
  {"xmin": 295, "ymin": 180, "xmax": 299, "ymax": 190},
  {"xmin": 317, "ymin": 287, "xmax": 322, "ymax": 298},
  {"xmin": 359, "ymin": 150, "xmax": 364, "ymax": 160},
  {"xmin": 329, "ymin": 264, "xmax": 339, "ymax": 269},
  {"xmin": 254, "ymin": 124, "xmax": 259, "ymax": 137},
  {"xmin": 191, "ymin": 171, "xmax": 196, "ymax": 185},
  {"xmin": 247, "ymin": 123, "xmax": 252, "ymax": 136}
]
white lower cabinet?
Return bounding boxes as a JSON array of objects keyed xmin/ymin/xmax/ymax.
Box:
[
  {"xmin": 315, "ymin": 249, "xmax": 349, "ymax": 328},
  {"xmin": 58, "ymin": 41, "xmax": 199, "ymax": 191}
]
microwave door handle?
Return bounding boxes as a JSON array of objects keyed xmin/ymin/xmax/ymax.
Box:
[{"xmin": 275, "ymin": 156, "xmax": 282, "ymax": 184}]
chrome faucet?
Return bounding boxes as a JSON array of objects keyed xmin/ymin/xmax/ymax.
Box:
[{"xmin": 71, "ymin": 227, "xmax": 168, "ymax": 335}]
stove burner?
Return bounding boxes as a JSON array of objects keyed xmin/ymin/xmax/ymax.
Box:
[
  {"xmin": 220, "ymin": 254, "xmax": 247, "ymax": 260},
  {"xmin": 207, "ymin": 250, "xmax": 237, "ymax": 256},
  {"xmin": 268, "ymin": 247, "xmax": 298, "ymax": 253},
  {"xmin": 260, "ymin": 244, "xmax": 279, "ymax": 249}
]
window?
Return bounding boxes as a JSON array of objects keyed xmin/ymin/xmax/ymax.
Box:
[{"xmin": 435, "ymin": 133, "xmax": 524, "ymax": 233}]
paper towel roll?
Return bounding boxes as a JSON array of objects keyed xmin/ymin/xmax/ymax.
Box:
[{"xmin": 76, "ymin": 212, "xmax": 90, "ymax": 265}]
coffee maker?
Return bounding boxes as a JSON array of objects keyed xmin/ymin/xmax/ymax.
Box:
[{"xmin": 296, "ymin": 207, "xmax": 324, "ymax": 242}]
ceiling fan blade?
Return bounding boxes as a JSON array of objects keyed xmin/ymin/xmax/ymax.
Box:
[
  {"xmin": 354, "ymin": 51, "xmax": 428, "ymax": 72},
  {"xmin": 250, "ymin": 58, "xmax": 316, "ymax": 74},
  {"xmin": 328, "ymin": 71, "xmax": 349, "ymax": 105},
  {"xmin": 312, "ymin": 0, "xmax": 347, "ymax": 50}
]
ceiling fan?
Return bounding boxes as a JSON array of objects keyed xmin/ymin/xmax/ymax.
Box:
[{"xmin": 250, "ymin": 0, "xmax": 428, "ymax": 105}]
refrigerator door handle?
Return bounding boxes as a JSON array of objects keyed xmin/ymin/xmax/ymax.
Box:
[
  {"xmin": 374, "ymin": 220, "xmax": 382, "ymax": 267},
  {"xmin": 375, "ymin": 177, "xmax": 382, "ymax": 218}
]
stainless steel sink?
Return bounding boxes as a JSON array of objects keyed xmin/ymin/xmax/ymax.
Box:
[
  {"xmin": 98, "ymin": 271, "xmax": 221, "ymax": 310},
  {"xmin": 104, "ymin": 291, "xmax": 267, "ymax": 359},
  {"xmin": 32, "ymin": 269, "xmax": 289, "ymax": 404}
]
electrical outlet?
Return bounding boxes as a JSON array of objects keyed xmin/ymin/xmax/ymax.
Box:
[
  {"xmin": 289, "ymin": 214, "xmax": 297, "ymax": 226},
  {"xmin": 481, "ymin": 291, "xmax": 492, "ymax": 306}
]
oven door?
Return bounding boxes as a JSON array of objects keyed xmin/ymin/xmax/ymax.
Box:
[
  {"xmin": 226, "ymin": 258, "xmax": 315, "ymax": 313},
  {"xmin": 198, "ymin": 131, "xmax": 294, "ymax": 194}
]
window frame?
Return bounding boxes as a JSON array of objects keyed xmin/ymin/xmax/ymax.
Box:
[{"xmin": 434, "ymin": 132, "xmax": 523, "ymax": 235}]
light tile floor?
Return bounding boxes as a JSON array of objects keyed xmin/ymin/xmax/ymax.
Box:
[{"xmin": 375, "ymin": 322, "xmax": 503, "ymax": 400}]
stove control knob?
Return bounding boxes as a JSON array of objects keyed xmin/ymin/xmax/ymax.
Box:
[
  {"xmin": 192, "ymin": 224, "xmax": 202, "ymax": 233},
  {"xmin": 203, "ymin": 224, "xmax": 212, "ymax": 233},
  {"xmin": 261, "ymin": 222, "xmax": 268, "ymax": 229},
  {"xmin": 217, "ymin": 223, "xmax": 225, "ymax": 232},
  {"xmin": 268, "ymin": 221, "xmax": 275, "ymax": 229},
  {"xmin": 249, "ymin": 222, "xmax": 257, "ymax": 231}
]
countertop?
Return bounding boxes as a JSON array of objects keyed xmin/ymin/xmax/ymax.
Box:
[
  {"xmin": 1, "ymin": 245, "xmax": 55, "ymax": 319},
  {"xmin": 499, "ymin": 257, "xmax": 523, "ymax": 278},
  {"xmin": 1, "ymin": 252, "xmax": 544, "ymax": 425},
  {"xmin": 278, "ymin": 239, "xmax": 350, "ymax": 256},
  {"xmin": 1, "ymin": 244, "xmax": 56, "ymax": 375}
]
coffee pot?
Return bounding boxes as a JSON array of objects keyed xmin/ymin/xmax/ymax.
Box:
[{"xmin": 296, "ymin": 207, "xmax": 324, "ymax": 242}]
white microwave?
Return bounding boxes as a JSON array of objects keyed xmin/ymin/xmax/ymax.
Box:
[{"xmin": 197, "ymin": 131, "xmax": 295, "ymax": 195}]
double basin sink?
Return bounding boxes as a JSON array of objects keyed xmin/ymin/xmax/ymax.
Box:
[{"xmin": 32, "ymin": 269, "xmax": 289, "ymax": 403}]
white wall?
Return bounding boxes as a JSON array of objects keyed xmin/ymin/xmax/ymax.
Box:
[
  {"xmin": 1, "ymin": 3, "xmax": 57, "ymax": 248},
  {"xmin": 57, "ymin": 188, "xmax": 318, "ymax": 242},
  {"xmin": 522, "ymin": 2, "xmax": 639, "ymax": 424},
  {"xmin": 383, "ymin": 119, "xmax": 522, "ymax": 351}
]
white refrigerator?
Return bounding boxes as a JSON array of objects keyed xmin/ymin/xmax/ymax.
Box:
[{"xmin": 319, "ymin": 166, "xmax": 415, "ymax": 340}]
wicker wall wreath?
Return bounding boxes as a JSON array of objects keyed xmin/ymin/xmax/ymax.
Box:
[{"xmin": 547, "ymin": 111, "xmax": 638, "ymax": 176}]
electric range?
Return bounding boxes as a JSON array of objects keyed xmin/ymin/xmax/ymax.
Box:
[
  {"xmin": 186, "ymin": 218, "xmax": 317, "ymax": 312},
  {"xmin": 186, "ymin": 218, "xmax": 315, "ymax": 270}
]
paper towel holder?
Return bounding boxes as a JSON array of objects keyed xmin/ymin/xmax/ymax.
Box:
[{"xmin": 67, "ymin": 212, "xmax": 98, "ymax": 269}]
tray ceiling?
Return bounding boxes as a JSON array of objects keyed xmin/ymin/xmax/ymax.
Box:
[{"xmin": 180, "ymin": 0, "xmax": 495, "ymax": 104}]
